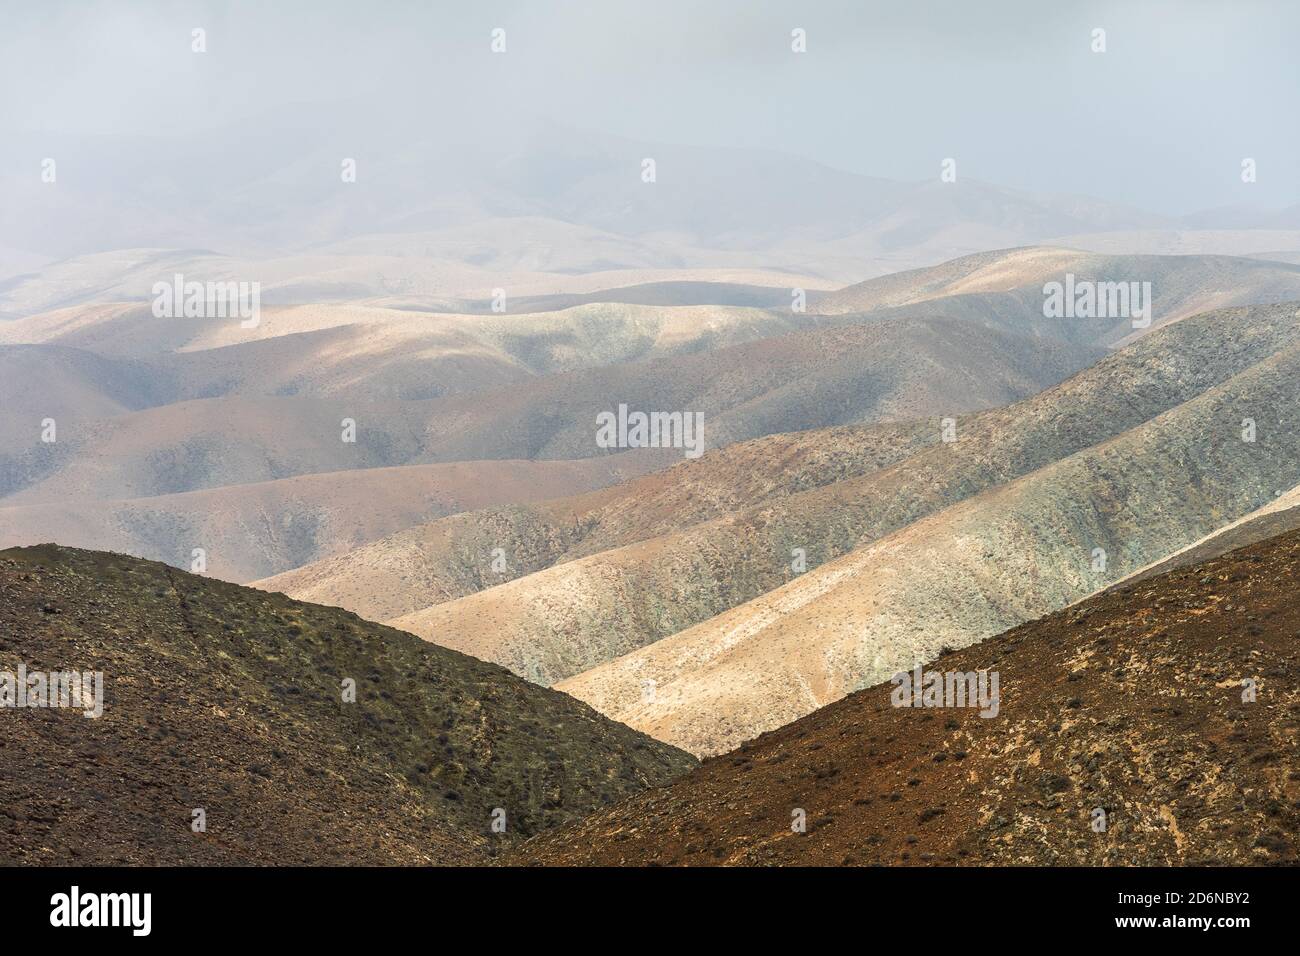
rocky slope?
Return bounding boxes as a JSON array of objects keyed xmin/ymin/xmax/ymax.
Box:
[
  {"xmin": 256, "ymin": 419, "xmax": 937, "ymax": 620},
  {"xmin": 559, "ymin": 307, "xmax": 1300, "ymax": 754},
  {"xmin": 380, "ymin": 303, "xmax": 1300, "ymax": 691},
  {"xmin": 1106, "ymin": 487, "xmax": 1300, "ymax": 590},
  {"xmin": 514, "ymin": 527, "xmax": 1300, "ymax": 865},
  {"xmin": 0, "ymin": 545, "xmax": 694, "ymax": 865}
]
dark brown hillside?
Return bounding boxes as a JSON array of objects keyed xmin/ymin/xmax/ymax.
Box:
[
  {"xmin": 0, "ymin": 545, "xmax": 695, "ymax": 865},
  {"xmin": 512, "ymin": 527, "xmax": 1300, "ymax": 866}
]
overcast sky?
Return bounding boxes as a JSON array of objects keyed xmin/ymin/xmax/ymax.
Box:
[{"xmin": 2, "ymin": 0, "xmax": 1298, "ymax": 215}]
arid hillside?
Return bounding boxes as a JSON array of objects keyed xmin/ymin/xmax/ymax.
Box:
[
  {"xmin": 514, "ymin": 527, "xmax": 1300, "ymax": 866},
  {"xmin": 7, "ymin": 248, "xmax": 1299, "ymax": 590},
  {"xmin": 0, "ymin": 314, "xmax": 1096, "ymax": 505},
  {"xmin": 360, "ymin": 303, "xmax": 1300, "ymax": 697},
  {"xmin": 815, "ymin": 247, "xmax": 1300, "ymax": 346},
  {"xmin": 1107, "ymin": 485, "xmax": 1300, "ymax": 590},
  {"xmin": 255, "ymin": 419, "xmax": 941, "ymax": 620},
  {"xmin": 0, "ymin": 454, "xmax": 659, "ymax": 583},
  {"xmin": 7, "ymin": 3, "xmax": 1300, "ymax": 882},
  {"xmin": 0, "ymin": 545, "xmax": 694, "ymax": 865},
  {"xmin": 559, "ymin": 302, "xmax": 1300, "ymax": 755}
]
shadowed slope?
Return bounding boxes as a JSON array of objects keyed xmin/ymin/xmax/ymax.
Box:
[
  {"xmin": 0, "ymin": 545, "xmax": 695, "ymax": 865},
  {"xmin": 0, "ymin": 454, "xmax": 658, "ymax": 582}
]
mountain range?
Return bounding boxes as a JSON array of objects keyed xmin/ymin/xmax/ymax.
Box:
[
  {"xmin": 513, "ymin": 524, "xmax": 1300, "ymax": 865},
  {"xmin": 4, "ymin": 152, "xmax": 1300, "ymax": 867}
]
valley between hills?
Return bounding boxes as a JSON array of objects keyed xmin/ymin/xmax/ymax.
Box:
[
  {"xmin": 9, "ymin": 0, "xmax": 1300, "ymax": 886},
  {"xmin": 4, "ymin": 234, "xmax": 1299, "ymax": 865}
]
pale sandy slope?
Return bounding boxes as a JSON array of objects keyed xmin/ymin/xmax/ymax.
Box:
[
  {"xmin": 0, "ymin": 234, "xmax": 835, "ymax": 319},
  {"xmin": 813, "ymin": 245, "xmax": 1087, "ymax": 312},
  {"xmin": 254, "ymin": 420, "xmax": 935, "ymax": 621},
  {"xmin": 818, "ymin": 246, "xmax": 1300, "ymax": 316},
  {"xmin": 0, "ymin": 299, "xmax": 797, "ymax": 366},
  {"xmin": 555, "ymin": 333, "xmax": 1300, "ymax": 755},
  {"xmin": 816, "ymin": 247, "xmax": 1300, "ymax": 346},
  {"xmin": 10, "ymin": 249, "xmax": 1297, "ymax": 393},
  {"xmin": 15, "ymin": 247, "xmax": 1300, "ymax": 363},
  {"xmin": 374, "ymin": 303, "xmax": 1300, "ymax": 686},
  {"xmin": 1050, "ymin": 228, "xmax": 1300, "ymax": 259},
  {"xmin": 0, "ymin": 453, "xmax": 659, "ymax": 582}
]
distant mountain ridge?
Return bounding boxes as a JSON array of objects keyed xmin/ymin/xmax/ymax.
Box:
[{"xmin": 8, "ymin": 114, "xmax": 1296, "ymax": 317}]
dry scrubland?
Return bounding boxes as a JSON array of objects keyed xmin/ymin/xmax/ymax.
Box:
[
  {"xmin": 259, "ymin": 300, "xmax": 1300, "ymax": 757},
  {"xmin": 516, "ymin": 526, "xmax": 1300, "ymax": 865},
  {"xmin": 0, "ymin": 545, "xmax": 693, "ymax": 865},
  {"xmin": 558, "ymin": 304, "xmax": 1300, "ymax": 754},
  {"xmin": 3, "ymin": 241, "xmax": 1300, "ymax": 866}
]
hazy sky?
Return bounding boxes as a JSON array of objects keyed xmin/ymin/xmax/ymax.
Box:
[{"xmin": 2, "ymin": 0, "xmax": 1298, "ymax": 214}]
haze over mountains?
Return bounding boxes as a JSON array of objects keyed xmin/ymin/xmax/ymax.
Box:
[
  {"xmin": 7, "ymin": 0, "xmax": 1300, "ymax": 879},
  {"xmin": 0, "ymin": 117, "xmax": 1180, "ymax": 275},
  {"xmin": 7, "ymin": 117, "xmax": 1300, "ymax": 314}
]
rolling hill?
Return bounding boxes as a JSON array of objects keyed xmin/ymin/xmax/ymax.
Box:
[
  {"xmin": 255, "ymin": 419, "xmax": 937, "ymax": 620},
  {"xmin": 0, "ymin": 315, "xmax": 1096, "ymax": 503},
  {"xmin": 815, "ymin": 248, "xmax": 1300, "ymax": 347},
  {"xmin": 0, "ymin": 545, "xmax": 695, "ymax": 865},
  {"xmin": 0, "ymin": 454, "xmax": 659, "ymax": 583},
  {"xmin": 556, "ymin": 303, "xmax": 1300, "ymax": 755},
  {"xmin": 514, "ymin": 526, "xmax": 1300, "ymax": 865},
  {"xmin": 372, "ymin": 302, "xmax": 1300, "ymax": 693}
]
